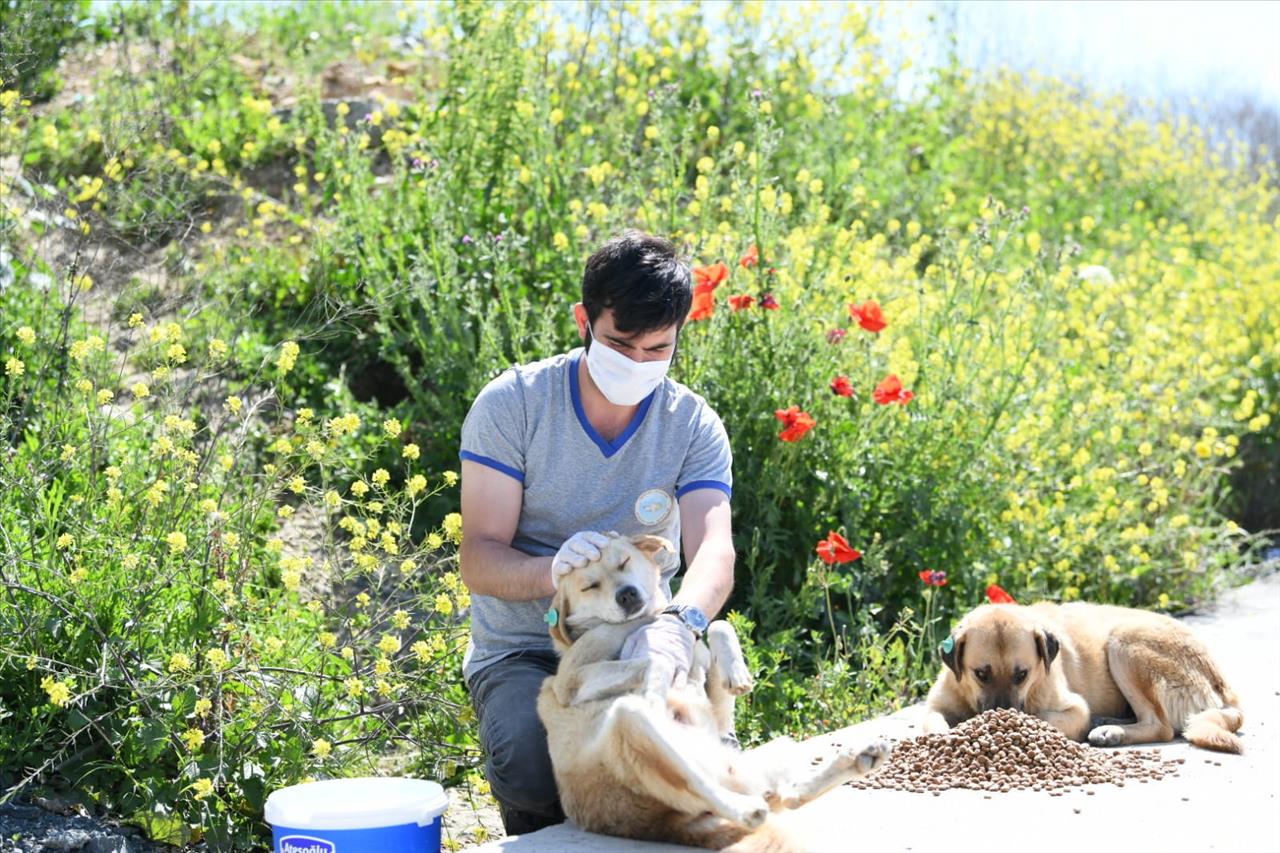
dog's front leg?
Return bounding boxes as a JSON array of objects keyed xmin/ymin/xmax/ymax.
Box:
[
  {"xmin": 922, "ymin": 672, "xmax": 969, "ymax": 733},
  {"xmin": 705, "ymin": 621, "xmax": 753, "ymax": 741},
  {"xmin": 555, "ymin": 658, "xmax": 652, "ymax": 706},
  {"xmin": 1037, "ymin": 691, "xmax": 1091, "ymax": 741},
  {"xmin": 921, "ymin": 710, "xmax": 952, "ymax": 734}
]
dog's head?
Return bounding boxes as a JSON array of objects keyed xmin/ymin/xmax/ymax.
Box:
[
  {"xmin": 940, "ymin": 604, "xmax": 1059, "ymax": 713},
  {"xmin": 547, "ymin": 532, "xmax": 675, "ymax": 650}
]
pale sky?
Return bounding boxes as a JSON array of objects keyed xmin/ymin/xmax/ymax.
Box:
[
  {"xmin": 890, "ymin": 0, "xmax": 1280, "ymax": 109},
  {"xmin": 118, "ymin": 0, "xmax": 1280, "ymax": 113}
]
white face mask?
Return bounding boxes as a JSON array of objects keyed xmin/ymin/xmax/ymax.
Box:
[{"xmin": 584, "ymin": 322, "xmax": 672, "ymax": 406}]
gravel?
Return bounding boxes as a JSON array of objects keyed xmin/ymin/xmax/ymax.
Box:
[
  {"xmin": 0, "ymin": 801, "xmax": 180, "ymax": 853},
  {"xmin": 847, "ymin": 708, "xmax": 1183, "ymax": 794}
]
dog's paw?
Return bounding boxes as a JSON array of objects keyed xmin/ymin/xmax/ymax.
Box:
[
  {"xmin": 722, "ymin": 658, "xmax": 754, "ymax": 695},
  {"xmin": 1087, "ymin": 724, "xmax": 1126, "ymax": 747},
  {"xmin": 921, "ymin": 710, "xmax": 951, "ymax": 735},
  {"xmin": 856, "ymin": 739, "xmax": 892, "ymax": 775},
  {"xmin": 727, "ymin": 795, "xmax": 769, "ymax": 829},
  {"xmin": 834, "ymin": 739, "xmax": 892, "ymax": 778}
]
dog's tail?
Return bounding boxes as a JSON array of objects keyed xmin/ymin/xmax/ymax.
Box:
[
  {"xmin": 671, "ymin": 817, "xmax": 798, "ymax": 852},
  {"xmin": 1183, "ymin": 680, "xmax": 1244, "ymax": 754}
]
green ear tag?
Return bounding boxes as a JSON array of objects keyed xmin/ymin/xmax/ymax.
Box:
[
  {"xmin": 941, "ymin": 636, "xmax": 955, "ymax": 654},
  {"xmin": 544, "ymin": 607, "xmax": 559, "ymax": 628}
]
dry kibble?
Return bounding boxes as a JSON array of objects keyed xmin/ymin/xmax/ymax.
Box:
[{"xmin": 847, "ymin": 708, "xmax": 1181, "ymax": 794}]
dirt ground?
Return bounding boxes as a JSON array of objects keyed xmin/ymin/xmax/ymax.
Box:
[{"xmin": 441, "ymin": 782, "xmax": 506, "ymax": 851}]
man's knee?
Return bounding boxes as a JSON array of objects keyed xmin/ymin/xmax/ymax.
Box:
[
  {"xmin": 469, "ymin": 654, "xmax": 561, "ymax": 814},
  {"xmin": 483, "ymin": 719, "xmax": 559, "ymax": 811}
]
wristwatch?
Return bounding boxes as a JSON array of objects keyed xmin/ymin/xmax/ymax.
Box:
[{"xmin": 662, "ymin": 604, "xmax": 709, "ymax": 638}]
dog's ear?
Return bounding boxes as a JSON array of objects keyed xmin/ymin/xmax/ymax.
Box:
[
  {"xmin": 547, "ymin": 585, "xmax": 573, "ymax": 648},
  {"xmin": 1035, "ymin": 628, "xmax": 1059, "ymax": 669},
  {"xmin": 941, "ymin": 630, "xmax": 965, "ymax": 680},
  {"xmin": 629, "ymin": 534, "xmax": 674, "ymax": 563}
]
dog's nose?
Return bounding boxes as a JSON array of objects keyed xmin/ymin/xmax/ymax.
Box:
[{"xmin": 615, "ymin": 585, "xmax": 642, "ymax": 615}]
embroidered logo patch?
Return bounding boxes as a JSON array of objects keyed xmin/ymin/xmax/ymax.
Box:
[{"xmin": 634, "ymin": 488, "xmax": 673, "ymax": 526}]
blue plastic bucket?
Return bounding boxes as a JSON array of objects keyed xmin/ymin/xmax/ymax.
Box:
[{"xmin": 265, "ymin": 777, "xmax": 448, "ymax": 853}]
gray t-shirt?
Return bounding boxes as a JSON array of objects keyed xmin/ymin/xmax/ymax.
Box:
[{"xmin": 458, "ymin": 347, "xmax": 732, "ymax": 680}]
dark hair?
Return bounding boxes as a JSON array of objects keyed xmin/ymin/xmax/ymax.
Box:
[{"xmin": 581, "ymin": 230, "xmax": 692, "ymax": 334}]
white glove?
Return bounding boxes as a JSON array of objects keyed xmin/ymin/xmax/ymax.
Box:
[
  {"xmin": 550, "ymin": 530, "xmax": 612, "ymax": 589},
  {"xmin": 620, "ymin": 615, "xmax": 696, "ymax": 688}
]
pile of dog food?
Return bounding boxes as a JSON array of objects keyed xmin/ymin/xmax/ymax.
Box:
[{"xmin": 848, "ymin": 708, "xmax": 1183, "ymax": 794}]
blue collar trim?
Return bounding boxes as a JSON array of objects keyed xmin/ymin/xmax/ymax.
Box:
[{"xmin": 569, "ymin": 351, "xmax": 657, "ymax": 458}]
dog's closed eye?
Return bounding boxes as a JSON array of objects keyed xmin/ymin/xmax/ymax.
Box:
[{"xmin": 581, "ymin": 582, "xmax": 600, "ymax": 592}]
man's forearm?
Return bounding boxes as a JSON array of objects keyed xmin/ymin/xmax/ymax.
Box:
[
  {"xmin": 671, "ymin": 539, "xmax": 735, "ymax": 618},
  {"xmin": 459, "ymin": 537, "xmax": 555, "ymax": 601}
]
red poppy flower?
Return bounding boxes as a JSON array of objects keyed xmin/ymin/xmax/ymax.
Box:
[
  {"xmin": 774, "ymin": 405, "xmax": 816, "ymax": 442},
  {"xmin": 739, "ymin": 244, "xmax": 759, "ymax": 268},
  {"xmin": 986, "ymin": 584, "xmax": 1016, "ymax": 604},
  {"xmin": 688, "ymin": 262, "xmax": 729, "ymax": 322},
  {"xmin": 760, "ymin": 293, "xmax": 780, "ymax": 310},
  {"xmin": 919, "ymin": 569, "xmax": 948, "ymax": 587},
  {"xmin": 816, "ymin": 531, "xmax": 862, "ymax": 565},
  {"xmin": 693, "ymin": 262, "xmax": 729, "ymax": 290},
  {"xmin": 873, "ymin": 374, "xmax": 914, "ymax": 405},
  {"xmin": 728, "ymin": 293, "xmax": 756, "ymax": 311},
  {"xmin": 849, "ymin": 300, "xmax": 887, "ymax": 333},
  {"xmin": 826, "ymin": 328, "xmax": 847, "ymax": 345},
  {"xmin": 830, "ymin": 375, "xmax": 855, "ymax": 397},
  {"xmin": 688, "ymin": 288, "xmax": 715, "ymax": 322}
]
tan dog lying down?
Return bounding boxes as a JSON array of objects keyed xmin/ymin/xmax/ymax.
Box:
[
  {"xmin": 923, "ymin": 601, "xmax": 1244, "ymax": 753},
  {"xmin": 537, "ymin": 533, "xmax": 889, "ymax": 850}
]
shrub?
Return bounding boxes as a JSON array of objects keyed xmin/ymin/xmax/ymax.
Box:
[{"xmin": 0, "ymin": 264, "xmax": 475, "ymax": 847}]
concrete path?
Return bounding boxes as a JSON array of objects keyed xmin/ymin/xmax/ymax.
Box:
[{"xmin": 468, "ymin": 571, "xmax": 1280, "ymax": 853}]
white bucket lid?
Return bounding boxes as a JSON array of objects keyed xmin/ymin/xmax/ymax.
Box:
[{"xmin": 265, "ymin": 777, "xmax": 448, "ymax": 830}]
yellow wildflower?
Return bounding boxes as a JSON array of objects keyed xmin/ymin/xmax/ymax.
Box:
[
  {"xmin": 277, "ymin": 341, "xmax": 300, "ymax": 374},
  {"xmin": 442, "ymin": 512, "xmax": 463, "ymax": 544},
  {"xmin": 41, "ymin": 676, "xmax": 72, "ymax": 708}
]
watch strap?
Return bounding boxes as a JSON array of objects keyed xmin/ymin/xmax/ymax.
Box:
[{"xmin": 662, "ymin": 604, "xmax": 707, "ymax": 637}]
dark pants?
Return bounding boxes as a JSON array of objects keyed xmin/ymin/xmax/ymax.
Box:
[{"xmin": 467, "ymin": 650, "xmax": 565, "ymax": 836}]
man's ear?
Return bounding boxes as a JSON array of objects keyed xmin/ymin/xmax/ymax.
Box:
[
  {"xmin": 1035, "ymin": 628, "xmax": 1060, "ymax": 670},
  {"xmin": 548, "ymin": 585, "xmax": 573, "ymax": 648},
  {"xmin": 629, "ymin": 534, "xmax": 674, "ymax": 563},
  {"xmin": 941, "ymin": 630, "xmax": 965, "ymax": 680}
]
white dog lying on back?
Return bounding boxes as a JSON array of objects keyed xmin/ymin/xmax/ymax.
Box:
[{"xmin": 537, "ymin": 532, "xmax": 889, "ymax": 851}]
